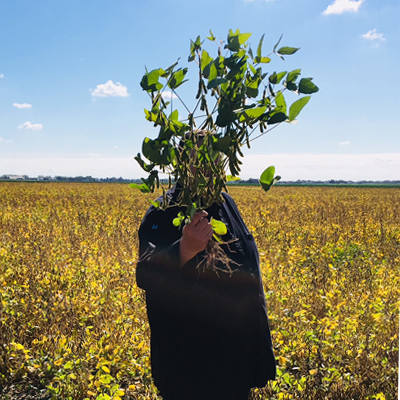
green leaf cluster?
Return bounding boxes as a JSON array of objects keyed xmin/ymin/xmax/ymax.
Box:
[
  {"xmin": 133, "ymin": 29, "xmax": 319, "ymax": 225},
  {"xmin": 259, "ymin": 166, "xmax": 281, "ymax": 192}
]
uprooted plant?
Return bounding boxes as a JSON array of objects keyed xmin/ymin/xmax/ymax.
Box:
[{"xmin": 132, "ymin": 29, "xmax": 319, "ymax": 269}]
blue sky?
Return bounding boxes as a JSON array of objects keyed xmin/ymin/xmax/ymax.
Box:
[{"xmin": 1, "ymin": 0, "xmax": 399, "ymax": 180}]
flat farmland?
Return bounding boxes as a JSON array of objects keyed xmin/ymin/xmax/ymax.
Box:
[{"xmin": 0, "ymin": 183, "xmax": 399, "ymax": 400}]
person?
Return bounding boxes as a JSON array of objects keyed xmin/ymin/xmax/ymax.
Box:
[{"xmin": 136, "ymin": 138, "xmax": 276, "ymax": 399}]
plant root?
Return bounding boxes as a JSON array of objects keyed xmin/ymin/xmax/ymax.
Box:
[{"xmin": 197, "ymin": 239, "xmax": 240, "ymax": 276}]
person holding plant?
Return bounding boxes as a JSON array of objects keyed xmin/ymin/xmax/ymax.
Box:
[
  {"xmin": 134, "ymin": 28, "xmax": 318, "ymax": 399},
  {"xmin": 136, "ymin": 156, "xmax": 276, "ymax": 400}
]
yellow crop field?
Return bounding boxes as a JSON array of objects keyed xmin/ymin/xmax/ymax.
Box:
[{"xmin": 0, "ymin": 182, "xmax": 399, "ymax": 400}]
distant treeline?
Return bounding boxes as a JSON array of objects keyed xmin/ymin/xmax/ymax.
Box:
[{"xmin": 1, "ymin": 174, "xmax": 399, "ymax": 187}]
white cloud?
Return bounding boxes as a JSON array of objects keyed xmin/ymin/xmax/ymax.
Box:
[
  {"xmin": 0, "ymin": 73, "xmax": 4, "ymax": 78},
  {"xmin": 90, "ymin": 80, "xmax": 129, "ymax": 97},
  {"xmin": 362, "ymin": 29, "xmax": 386, "ymax": 41},
  {"xmin": 18, "ymin": 121, "xmax": 43, "ymax": 131},
  {"xmin": 13, "ymin": 103, "xmax": 33, "ymax": 109},
  {"xmin": 0, "ymin": 137, "xmax": 13, "ymax": 143},
  {"xmin": 339, "ymin": 141, "xmax": 350, "ymax": 145},
  {"xmin": 322, "ymin": 0, "xmax": 365, "ymax": 15},
  {"xmin": 161, "ymin": 91, "xmax": 178, "ymax": 101}
]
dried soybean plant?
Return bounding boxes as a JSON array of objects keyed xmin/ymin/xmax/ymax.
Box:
[{"xmin": 132, "ymin": 29, "xmax": 319, "ymax": 246}]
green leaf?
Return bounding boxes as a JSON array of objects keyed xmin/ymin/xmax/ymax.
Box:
[
  {"xmin": 277, "ymin": 46, "xmax": 300, "ymax": 55},
  {"xmin": 129, "ymin": 182, "xmax": 151, "ymax": 193},
  {"xmin": 238, "ymin": 32, "xmax": 252, "ymax": 45},
  {"xmin": 134, "ymin": 153, "xmax": 155, "ymax": 172},
  {"xmin": 210, "ymin": 218, "xmax": 227, "ymax": 236},
  {"xmin": 142, "ymin": 137, "xmax": 162, "ymax": 164},
  {"xmin": 275, "ymin": 91, "xmax": 287, "ymax": 115},
  {"xmin": 147, "ymin": 69, "xmax": 161, "ymax": 85},
  {"xmin": 227, "ymin": 175, "xmax": 241, "ymax": 182},
  {"xmin": 213, "ymin": 135, "xmax": 231, "ymax": 154},
  {"xmin": 260, "ymin": 166, "xmax": 275, "ymax": 185},
  {"xmin": 273, "ymin": 34, "xmax": 283, "ymax": 52},
  {"xmin": 187, "ymin": 204, "xmax": 197, "ymax": 219},
  {"xmin": 208, "ymin": 63, "xmax": 217, "ymax": 82},
  {"xmin": 140, "ymin": 69, "xmax": 164, "ymax": 92},
  {"xmin": 249, "ymin": 63, "xmax": 257, "ymax": 75},
  {"xmin": 239, "ymin": 106, "xmax": 266, "ymax": 122},
  {"xmin": 207, "ymin": 78, "xmax": 228, "ymax": 89},
  {"xmin": 147, "ymin": 199, "xmax": 161, "ymax": 208},
  {"xmin": 273, "ymin": 175, "xmax": 281, "ymax": 185},
  {"xmin": 260, "ymin": 181, "xmax": 272, "ymax": 192},
  {"xmin": 267, "ymin": 112, "xmax": 287, "ymax": 125},
  {"xmin": 168, "ymin": 68, "xmax": 188, "ymax": 89},
  {"xmin": 144, "ymin": 108, "xmax": 155, "ymax": 122},
  {"xmin": 249, "ymin": 47, "xmax": 256, "ymax": 61},
  {"xmin": 162, "ymin": 61, "xmax": 179, "ymax": 77},
  {"xmin": 246, "ymin": 83, "xmax": 259, "ymax": 98},
  {"xmin": 289, "ymin": 96, "xmax": 310, "ymax": 121},
  {"xmin": 189, "ymin": 35, "xmax": 202, "ymax": 61},
  {"xmin": 287, "ymin": 69, "xmax": 301, "ymax": 82},
  {"xmin": 226, "ymin": 29, "xmax": 251, "ymax": 52},
  {"xmin": 162, "ymin": 146, "xmax": 173, "ymax": 164},
  {"xmin": 259, "ymin": 166, "xmax": 280, "ymax": 192},
  {"xmin": 260, "ymin": 57, "xmax": 271, "ymax": 63},
  {"xmin": 172, "ymin": 212, "xmax": 185, "ymax": 228},
  {"xmin": 269, "ymin": 71, "xmax": 287, "ymax": 85},
  {"xmin": 298, "ymin": 78, "xmax": 319, "ymax": 94},
  {"xmin": 201, "ymin": 50, "xmax": 213, "ymax": 73},
  {"xmin": 226, "ymin": 30, "xmax": 240, "ymax": 52},
  {"xmin": 256, "ymin": 34, "xmax": 264, "ymax": 59},
  {"xmin": 286, "ymin": 81, "xmax": 298, "ymax": 92},
  {"xmin": 207, "ymin": 30, "xmax": 216, "ymax": 41}
]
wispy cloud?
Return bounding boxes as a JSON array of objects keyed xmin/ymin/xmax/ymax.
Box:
[
  {"xmin": 90, "ymin": 80, "xmax": 129, "ymax": 97},
  {"xmin": 362, "ymin": 29, "xmax": 386, "ymax": 42},
  {"xmin": 0, "ymin": 137, "xmax": 13, "ymax": 143},
  {"xmin": 239, "ymin": 153, "xmax": 400, "ymax": 181},
  {"xmin": 339, "ymin": 141, "xmax": 350, "ymax": 145},
  {"xmin": 0, "ymin": 73, "xmax": 4, "ymax": 78},
  {"xmin": 1, "ymin": 153, "xmax": 399, "ymax": 180},
  {"xmin": 161, "ymin": 91, "xmax": 178, "ymax": 101},
  {"xmin": 18, "ymin": 121, "xmax": 43, "ymax": 131},
  {"xmin": 13, "ymin": 103, "xmax": 33, "ymax": 109},
  {"xmin": 322, "ymin": 0, "xmax": 365, "ymax": 15}
]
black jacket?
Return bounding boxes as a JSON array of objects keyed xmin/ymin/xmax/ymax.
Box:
[{"xmin": 136, "ymin": 186, "xmax": 276, "ymax": 396}]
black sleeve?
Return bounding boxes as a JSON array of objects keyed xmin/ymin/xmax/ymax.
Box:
[{"xmin": 136, "ymin": 206, "xmax": 185, "ymax": 292}]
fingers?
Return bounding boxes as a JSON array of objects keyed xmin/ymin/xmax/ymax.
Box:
[
  {"xmin": 191, "ymin": 210, "xmax": 208, "ymax": 226},
  {"xmin": 180, "ymin": 211, "xmax": 214, "ymax": 263},
  {"xmin": 186, "ymin": 211, "xmax": 212, "ymax": 238},
  {"xmin": 183, "ymin": 217, "xmax": 212, "ymax": 241}
]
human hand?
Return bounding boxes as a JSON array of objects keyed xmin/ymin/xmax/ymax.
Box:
[{"xmin": 179, "ymin": 210, "xmax": 213, "ymax": 266}]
